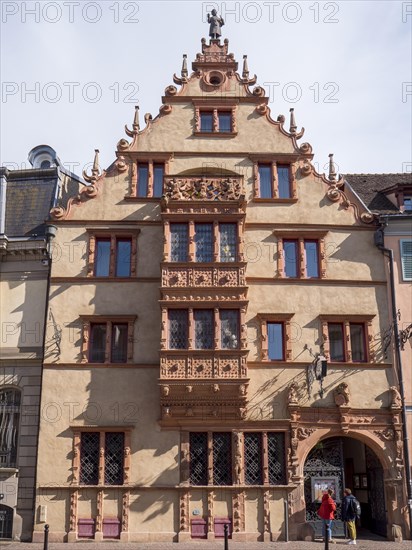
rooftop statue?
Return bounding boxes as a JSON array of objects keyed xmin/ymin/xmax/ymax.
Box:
[{"xmin": 208, "ymin": 9, "xmax": 224, "ymax": 39}]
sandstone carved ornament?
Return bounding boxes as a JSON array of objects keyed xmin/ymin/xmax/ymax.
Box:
[
  {"xmin": 333, "ymin": 383, "xmax": 350, "ymax": 406},
  {"xmin": 390, "ymin": 386, "xmax": 402, "ymax": 409},
  {"xmin": 163, "ymin": 177, "xmax": 244, "ymax": 201}
]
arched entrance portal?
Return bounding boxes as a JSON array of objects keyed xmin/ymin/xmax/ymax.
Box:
[{"xmin": 304, "ymin": 437, "xmax": 386, "ymax": 539}]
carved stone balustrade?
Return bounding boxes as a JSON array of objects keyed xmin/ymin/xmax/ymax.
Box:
[
  {"xmin": 160, "ymin": 353, "xmax": 247, "ymax": 380},
  {"xmin": 162, "ymin": 265, "xmax": 246, "ymax": 288}
]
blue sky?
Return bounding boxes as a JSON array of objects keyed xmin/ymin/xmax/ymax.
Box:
[{"xmin": 1, "ymin": 1, "xmax": 411, "ymax": 175}]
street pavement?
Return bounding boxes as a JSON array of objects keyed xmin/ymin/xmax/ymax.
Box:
[{"xmin": 1, "ymin": 535, "xmax": 410, "ymax": 550}]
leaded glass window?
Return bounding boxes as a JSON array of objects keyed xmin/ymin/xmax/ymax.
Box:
[
  {"xmin": 190, "ymin": 432, "xmax": 208, "ymax": 485},
  {"xmin": 220, "ymin": 223, "xmax": 237, "ymax": 262},
  {"xmin": 213, "ymin": 433, "xmax": 232, "ymax": 485},
  {"xmin": 244, "ymin": 433, "xmax": 263, "ymax": 485},
  {"xmin": 220, "ymin": 310, "xmax": 239, "ymax": 349},
  {"xmin": 104, "ymin": 432, "xmax": 124, "ymax": 485},
  {"xmin": 194, "ymin": 310, "xmax": 213, "ymax": 349},
  {"xmin": 170, "ymin": 224, "xmax": 188, "ymax": 262},
  {"xmin": 195, "ymin": 223, "xmax": 213, "ymax": 262},
  {"xmin": 80, "ymin": 432, "xmax": 100, "ymax": 485},
  {"xmin": 168, "ymin": 310, "xmax": 188, "ymax": 349},
  {"xmin": 268, "ymin": 433, "xmax": 286, "ymax": 485},
  {"xmin": 0, "ymin": 389, "xmax": 20, "ymax": 468}
]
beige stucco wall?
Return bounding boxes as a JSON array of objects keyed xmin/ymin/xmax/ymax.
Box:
[{"xmin": 33, "ymin": 42, "xmax": 404, "ymax": 542}]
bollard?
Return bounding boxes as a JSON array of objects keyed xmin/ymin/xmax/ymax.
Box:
[
  {"xmin": 43, "ymin": 524, "xmax": 49, "ymax": 550},
  {"xmin": 324, "ymin": 532, "xmax": 329, "ymax": 550},
  {"xmin": 224, "ymin": 523, "xmax": 229, "ymax": 550},
  {"xmin": 284, "ymin": 498, "xmax": 289, "ymax": 542}
]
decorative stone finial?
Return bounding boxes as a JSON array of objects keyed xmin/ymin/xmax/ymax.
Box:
[
  {"xmin": 242, "ymin": 55, "xmax": 249, "ymax": 80},
  {"xmin": 133, "ymin": 105, "xmax": 140, "ymax": 132},
  {"xmin": 83, "ymin": 149, "xmax": 101, "ymax": 184},
  {"xmin": 328, "ymin": 153, "xmax": 337, "ymax": 182},
  {"xmin": 208, "ymin": 9, "xmax": 224, "ymax": 39},
  {"xmin": 289, "ymin": 108, "xmax": 297, "ymax": 134},
  {"xmin": 181, "ymin": 54, "xmax": 188, "ymax": 78},
  {"xmin": 125, "ymin": 105, "xmax": 140, "ymax": 137}
]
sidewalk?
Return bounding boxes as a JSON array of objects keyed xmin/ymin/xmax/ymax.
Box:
[{"xmin": 0, "ymin": 537, "xmax": 409, "ymax": 550}]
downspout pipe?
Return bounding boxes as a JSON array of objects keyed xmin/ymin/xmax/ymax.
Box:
[
  {"xmin": 375, "ymin": 223, "xmax": 412, "ymax": 540},
  {"xmin": 31, "ymin": 224, "xmax": 57, "ymax": 538}
]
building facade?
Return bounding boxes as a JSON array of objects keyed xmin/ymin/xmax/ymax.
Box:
[
  {"xmin": 0, "ymin": 146, "xmax": 80, "ymax": 540},
  {"xmin": 33, "ymin": 38, "xmax": 410, "ymax": 542}
]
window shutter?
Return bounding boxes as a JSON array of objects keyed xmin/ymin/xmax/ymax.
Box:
[{"xmin": 401, "ymin": 240, "xmax": 412, "ymax": 281}]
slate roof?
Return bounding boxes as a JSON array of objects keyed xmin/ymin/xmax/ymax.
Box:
[
  {"xmin": 345, "ymin": 173, "xmax": 412, "ymax": 214},
  {"xmin": 4, "ymin": 172, "xmax": 58, "ymax": 237}
]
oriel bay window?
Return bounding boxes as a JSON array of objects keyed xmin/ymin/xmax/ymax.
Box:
[
  {"xmin": 87, "ymin": 231, "xmax": 139, "ymax": 278},
  {"xmin": 73, "ymin": 429, "xmax": 131, "ymax": 486},
  {"xmin": 80, "ymin": 316, "xmax": 136, "ymax": 364},
  {"xmin": 166, "ymin": 309, "xmax": 241, "ymax": 350},
  {"xmin": 321, "ymin": 316, "xmax": 374, "ymax": 363},
  {"xmin": 274, "ymin": 232, "xmax": 327, "ymax": 279},
  {"xmin": 254, "ymin": 161, "xmax": 297, "ymax": 200},
  {"xmin": 168, "ymin": 222, "xmax": 238, "ymax": 262}
]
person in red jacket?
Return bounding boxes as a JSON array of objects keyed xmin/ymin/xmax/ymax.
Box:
[{"xmin": 318, "ymin": 489, "xmax": 337, "ymax": 543}]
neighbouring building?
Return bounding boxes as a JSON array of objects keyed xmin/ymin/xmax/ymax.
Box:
[
  {"xmin": 347, "ymin": 173, "xmax": 412, "ymax": 500},
  {"xmin": 0, "ymin": 146, "xmax": 82, "ymax": 540},
  {"xmin": 32, "ymin": 33, "xmax": 410, "ymax": 543}
]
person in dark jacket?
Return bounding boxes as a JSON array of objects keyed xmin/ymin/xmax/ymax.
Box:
[
  {"xmin": 317, "ymin": 489, "xmax": 337, "ymax": 543},
  {"xmin": 342, "ymin": 488, "xmax": 358, "ymax": 545}
]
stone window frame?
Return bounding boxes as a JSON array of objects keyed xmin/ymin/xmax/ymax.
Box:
[
  {"xmin": 163, "ymin": 307, "xmax": 246, "ymax": 351},
  {"xmin": 71, "ymin": 427, "xmax": 132, "ymax": 486},
  {"xmin": 251, "ymin": 156, "xmax": 298, "ymax": 202},
  {"xmin": 257, "ymin": 313, "xmax": 294, "ymax": 362},
  {"xmin": 320, "ymin": 314, "xmax": 375, "ymax": 364},
  {"xmin": 86, "ymin": 229, "xmax": 140, "ymax": 279},
  {"xmin": 165, "ymin": 220, "xmax": 243, "ymax": 263},
  {"xmin": 273, "ymin": 231, "xmax": 327, "ymax": 279},
  {"xmin": 80, "ymin": 315, "xmax": 137, "ymax": 364},
  {"xmin": 193, "ymin": 100, "xmax": 238, "ymax": 137},
  {"xmin": 128, "ymin": 154, "xmax": 171, "ymax": 198},
  {"xmin": 180, "ymin": 430, "xmax": 287, "ymax": 487}
]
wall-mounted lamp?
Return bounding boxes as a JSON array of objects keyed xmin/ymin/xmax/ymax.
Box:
[{"xmin": 45, "ymin": 224, "xmax": 57, "ymax": 257}]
